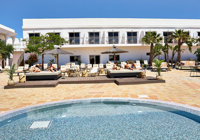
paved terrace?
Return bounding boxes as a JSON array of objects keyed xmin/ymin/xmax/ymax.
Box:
[{"xmin": 0, "ymin": 69, "xmax": 200, "ymax": 114}]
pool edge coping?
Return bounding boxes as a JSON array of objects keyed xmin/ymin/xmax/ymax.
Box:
[{"xmin": 0, "ymin": 98, "xmax": 200, "ymax": 121}]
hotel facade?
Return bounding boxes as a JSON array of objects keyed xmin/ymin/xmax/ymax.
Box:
[{"xmin": 22, "ymin": 18, "xmax": 200, "ymax": 65}]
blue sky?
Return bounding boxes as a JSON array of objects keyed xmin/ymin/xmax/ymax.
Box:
[{"xmin": 1, "ymin": 0, "xmax": 200, "ymax": 38}]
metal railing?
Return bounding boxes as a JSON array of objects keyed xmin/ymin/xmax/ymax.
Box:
[
  {"xmin": 108, "ymin": 37, "xmax": 119, "ymax": 44},
  {"xmin": 127, "ymin": 36, "xmax": 137, "ymax": 44}
]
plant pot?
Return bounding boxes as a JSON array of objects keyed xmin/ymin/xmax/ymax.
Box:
[
  {"xmin": 168, "ymin": 67, "xmax": 172, "ymax": 71},
  {"xmin": 7, "ymin": 80, "xmax": 15, "ymax": 85},
  {"xmin": 156, "ymin": 75, "xmax": 163, "ymax": 80}
]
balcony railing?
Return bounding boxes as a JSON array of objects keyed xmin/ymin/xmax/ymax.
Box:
[
  {"xmin": 108, "ymin": 37, "xmax": 119, "ymax": 44},
  {"xmin": 69, "ymin": 37, "xmax": 80, "ymax": 45},
  {"xmin": 127, "ymin": 36, "xmax": 137, "ymax": 44},
  {"xmin": 88, "ymin": 37, "xmax": 100, "ymax": 44}
]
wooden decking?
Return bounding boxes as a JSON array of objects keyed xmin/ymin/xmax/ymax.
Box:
[{"xmin": 4, "ymin": 76, "xmax": 165, "ymax": 89}]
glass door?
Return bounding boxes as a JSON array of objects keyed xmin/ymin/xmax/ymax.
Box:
[{"xmin": 89, "ymin": 55, "xmax": 100, "ymax": 64}]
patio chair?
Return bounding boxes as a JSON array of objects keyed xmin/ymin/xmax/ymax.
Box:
[
  {"xmin": 74, "ymin": 65, "xmax": 80, "ymax": 71},
  {"xmin": 99, "ymin": 63, "xmax": 104, "ymax": 69},
  {"xmin": 71, "ymin": 63, "xmax": 75, "ymax": 68},
  {"xmin": 144, "ymin": 60, "xmax": 148, "ymax": 65},
  {"xmin": 88, "ymin": 67, "xmax": 98, "ymax": 77},
  {"xmin": 93, "ymin": 64, "xmax": 99, "ymax": 69},
  {"xmin": 161, "ymin": 62, "xmax": 168, "ymax": 71},
  {"xmin": 4, "ymin": 66, "xmax": 10, "ymax": 70},
  {"xmin": 60, "ymin": 65, "xmax": 67, "ymax": 72},
  {"xmin": 43, "ymin": 64, "xmax": 48, "ymax": 70},
  {"xmin": 52, "ymin": 64, "xmax": 57, "ymax": 70},
  {"xmin": 135, "ymin": 63, "xmax": 142, "ymax": 69},
  {"xmin": 16, "ymin": 66, "xmax": 24, "ymax": 75},
  {"xmin": 87, "ymin": 64, "xmax": 92, "ymax": 71},
  {"xmin": 80, "ymin": 63, "xmax": 86, "ymax": 70},
  {"xmin": 24, "ymin": 64, "xmax": 29, "ymax": 71},
  {"xmin": 136, "ymin": 60, "xmax": 140, "ymax": 64}
]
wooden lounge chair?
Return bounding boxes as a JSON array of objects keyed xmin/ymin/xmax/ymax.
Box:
[
  {"xmin": 99, "ymin": 63, "xmax": 104, "ymax": 69},
  {"xmin": 93, "ymin": 64, "xmax": 98, "ymax": 69},
  {"xmin": 52, "ymin": 64, "xmax": 57, "ymax": 70},
  {"xmin": 4, "ymin": 66, "xmax": 10, "ymax": 70},
  {"xmin": 60, "ymin": 65, "xmax": 67, "ymax": 72},
  {"xmin": 16, "ymin": 66, "xmax": 24, "ymax": 75},
  {"xmin": 71, "ymin": 63, "xmax": 75, "ymax": 68},
  {"xmin": 74, "ymin": 65, "xmax": 80, "ymax": 71},
  {"xmin": 135, "ymin": 63, "xmax": 142, "ymax": 69},
  {"xmin": 24, "ymin": 64, "xmax": 29, "ymax": 71},
  {"xmin": 179, "ymin": 61, "xmax": 195, "ymax": 70},
  {"xmin": 87, "ymin": 64, "xmax": 92, "ymax": 71},
  {"xmin": 88, "ymin": 67, "xmax": 98, "ymax": 77},
  {"xmin": 144, "ymin": 60, "xmax": 148, "ymax": 65},
  {"xmin": 136, "ymin": 60, "xmax": 140, "ymax": 64},
  {"xmin": 80, "ymin": 63, "xmax": 86, "ymax": 70}
]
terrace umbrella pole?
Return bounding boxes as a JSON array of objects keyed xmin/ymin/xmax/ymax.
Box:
[
  {"xmin": 114, "ymin": 52, "xmax": 116, "ymax": 63},
  {"xmin": 57, "ymin": 54, "xmax": 59, "ymax": 69}
]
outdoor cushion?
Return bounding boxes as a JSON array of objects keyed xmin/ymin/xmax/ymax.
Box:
[{"xmin": 26, "ymin": 71, "xmax": 61, "ymax": 76}]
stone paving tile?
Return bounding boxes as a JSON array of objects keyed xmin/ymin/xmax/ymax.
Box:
[{"xmin": 0, "ymin": 69, "xmax": 200, "ymax": 114}]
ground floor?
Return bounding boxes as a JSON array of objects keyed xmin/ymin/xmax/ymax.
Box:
[
  {"xmin": 0, "ymin": 69, "xmax": 200, "ymax": 114},
  {"xmin": 24, "ymin": 45, "xmax": 199, "ymax": 65}
]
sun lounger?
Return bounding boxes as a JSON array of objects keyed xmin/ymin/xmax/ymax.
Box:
[
  {"xmin": 88, "ymin": 67, "xmax": 98, "ymax": 77},
  {"xmin": 152, "ymin": 62, "xmax": 168, "ymax": 71},
  {"xmin": 135, "ymin": 63, "xmax": 142, "ymax": 69},
  {"xmin": 136, "ymin": 60, "xmax": 140, "ymax": 64},
  {"xmin": 179, "ymin": 61, "xmax": 195, "ymax": 70},
  {"xmin": 144, "ymin": 60, "xmax": 148, "ymax": 65},
  {"xmin": 26, "ymin": 71, "xmax": 61, "ymax": 81},
  {"xmin": 4, "ymin": 66, "xmax": 10, "ymax": 70},
  {"xmin": 52, "ymin": 64, "xmax": 57, "ymax": 70},
  {"xmin": 71, "ymin": 63, "xmax": 75, "ymax": 67},
  {"xmin": 87, "ymin": 64, "xmax": 92, "ymax": 70},
  {"xmin": 16, "ymin": 66, "xmax": 24, "ymax": 75},
  {"xmin": 81, "ymin": 63, "xmax": 86, "ymax": 70},
  {"xmin": 43, "ymin": 64, "xmax": 48, "ymax": 70},
  {"xmin": 24, "ymin": 64, "xmax": 29, "ymax": 71},
  {"xmin": 60, "ymin": 65, "xmax": 67, "ymax": 72},
  {"xmin": 99, "ymin": 63, "xmax": 104, "ymax": 69},
  {"xmin": 107, "ymin": 69, "xmax": 141, "ymax": 78}
]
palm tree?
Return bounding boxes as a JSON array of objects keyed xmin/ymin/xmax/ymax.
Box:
[
  {"xmin": 0, "ymin": 40, "xmax": 14, "ymax": 67},
  {"xmin": 142, "ymin": 32, "xmax": 163, "ymax": 65},
  {"xmin": 169, "ymin": 30, "xmax": 191, "ymax": 63}
]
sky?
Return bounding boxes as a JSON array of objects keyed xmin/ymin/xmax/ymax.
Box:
[{"xmin": 1, "ymin": 0, "xmax": 200, "ymax": 38}]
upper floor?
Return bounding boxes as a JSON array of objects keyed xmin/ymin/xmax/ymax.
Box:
[{"xmin": 22, "ymin": 18, "xmax": 200, "ymax": 47}]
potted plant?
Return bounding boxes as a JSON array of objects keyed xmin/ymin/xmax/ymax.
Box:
[
  {"xmin": 154, "ymin": 59, "xmax": 164, "ymax": 80},
  {"xmin": 7, "ymin": 64, "xmax": 15, "ymax": 85}
]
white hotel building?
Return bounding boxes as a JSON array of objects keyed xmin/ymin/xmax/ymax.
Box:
[{"xmin": 22, "ymin": 18, "xmax": 200, "ymax": 65}]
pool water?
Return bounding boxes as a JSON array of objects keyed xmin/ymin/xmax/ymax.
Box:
[{"xmin": 0, "ymin": 101, "xmax": 200, "ymax": 140}]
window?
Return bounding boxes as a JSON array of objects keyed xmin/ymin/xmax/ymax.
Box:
[
  {"xmin": 70, "ymin": 56, "xmax": 81, "ymax": 63},
  {"xmin": 198, "ymin": 32, "xmax": 200, "ymax": 36},
  {"xmin": 163, "ymin": 32, "xmax": 173, "ymax": 43},
  {"xmin": 109, "ymin": 55, "xmax": 120, "ymax": 61},
  {"xmin": 146, "ymin": 53, "xmax": 150, "ymax": 56},
  {"xmin": 127, "ymin": 32, "xmax": 137, "ymax": 44},
  {"xmin": 89, "ymin": 32, "xmax": 99, "ymax": 44},
  {"xmin": 108, "ymin": 32, "xmax": 118, "ymax": 44},
  {"xmin": 29, "ymin": 33, "xmax": 40, "ymax": 39},
  {"xmin": 69, "ymin": 33, "xmax": 80, "ymax": 44}
]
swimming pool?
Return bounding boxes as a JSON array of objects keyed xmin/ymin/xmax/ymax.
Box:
[{"xmin": 0, "ymin": 99, "xmax": 200, "ymax": 140}]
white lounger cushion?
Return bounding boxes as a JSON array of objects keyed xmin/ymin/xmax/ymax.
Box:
[
  {"xmin": 108, "ymin": 69, "xmax": 141, "ymax": 73},
  {"xmin": 26, "ymin": 71, "xmax": 61, "ymax": 76}
]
